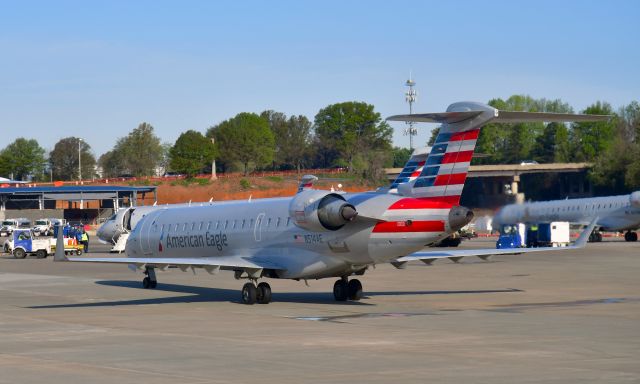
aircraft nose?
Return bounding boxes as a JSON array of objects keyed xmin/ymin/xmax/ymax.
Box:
[{"xmin": 449, "ymin": 206, "xmax": 474, "ymax": 232}]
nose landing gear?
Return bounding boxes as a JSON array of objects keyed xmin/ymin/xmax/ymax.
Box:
[{"xmin": 142, "ymin": 267, "xmax": 157, "ymax": 289}]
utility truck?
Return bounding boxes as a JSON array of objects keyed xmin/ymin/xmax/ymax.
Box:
[
  {"xmin": 497, "ymin": 222, "xmax": 571, "ymax": 249},
  {"xmin": 0, "ymin": 218, "xmax": 31, "ymax": 237},
  {"xmin": 4, "ymin": 228, "xmax": 83, "ymax": 258}
]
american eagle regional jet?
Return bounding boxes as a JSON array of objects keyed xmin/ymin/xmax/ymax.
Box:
[{"xmin": 55, "ymin": 101, "xmax": 607, "ymax": 304}]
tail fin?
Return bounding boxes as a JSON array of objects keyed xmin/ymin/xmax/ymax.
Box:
[
  {"xmin": 297, "ymin": 175, "xmax": 318, "ymax": 193},
  {"xmin": 389, "ymin": 102, "xmax": 495, "ymax": 203},
  {"xmin": 388, "ymin": 146, "xmax": 430, "ymax": 193},
  {"xmin": 387, "ymin": 101, "xmax": 610, "ymax": 204}
]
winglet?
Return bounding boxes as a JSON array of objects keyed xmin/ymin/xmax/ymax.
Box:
[
  {"xmin": 53, "ymin": 224, "xmax": 67, "ymax": 262},
  {"xmin": 574, "ymin": 217, "xmax": 598, "ymax": 248}
]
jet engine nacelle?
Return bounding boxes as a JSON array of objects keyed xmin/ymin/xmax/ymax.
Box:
[
  {"xmin": 289, "ymin": 190, "xmax": 358, "ymax": 231},
  {"xmin": 630, "ymin": 191, "xmax": 640, "ymax": 208}
]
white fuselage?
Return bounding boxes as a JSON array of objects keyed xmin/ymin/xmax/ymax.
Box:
[
  {"xmin": 125, "ymin": 193, "xmax": 457, "ymax": 280},
  {"xmin": 494, "ymin": 192, "xmax": 640, "ymax": 231}
]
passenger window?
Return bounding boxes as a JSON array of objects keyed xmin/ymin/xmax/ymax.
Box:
[
  {"xmin": 216, "ymin": 221, "xmax": 220, "ymax": 229},
  {"xmin": 233, "ymin": 220, "xmax": 237, "ymax": 229},
  {"xmin": 267, "ymin": 218, "xmax": 272, "ymax": 227},
  {"xmin": 207, "ymin": 221, "xmax": 211, "ymax": 230},
  {"xmin": 250, "ymin": 218, "xmax": 255, "ymax": 227},
  {"xmin": 224, "ymin": 220, "xmax": 228, "ymax": 229},
  {"xmin": 242, "ymin": 219, "xmax": 246, "ymax": 228},
  {"xmin": 276, "ymin": 217, "xmax": 281, "ymax": 227},
  {"xmin": 182, "ymin": 223, "xmax": 187, "ymax": 231},
  {"xmin": 191, "ymin": 222, "xmax": 196, "ymax": 230},
  {"xmin": 287, "ymin": 217, "xmax": 291, "ymax": 226}
]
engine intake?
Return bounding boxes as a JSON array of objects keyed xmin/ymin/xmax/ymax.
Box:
[
  {"xmin": 630, "ymin": 191, "xmax": 640, "ymax": 208},
  {"xmin": 290, "ymin": 191, "xmax": 358, "ymax": 231}
]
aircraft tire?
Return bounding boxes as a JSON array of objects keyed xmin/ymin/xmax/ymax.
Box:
[
  {"xmin": 242, "ymin": 283, "xmax": 257, "ymax": 305},
  {"xmin": 142, "ymin": 277, "xmax": 151, "ymax": 289},
  {"xmin": 347, "ymin": 279, "xmax": 363, "ymax": 301},
  {"xmin": 333, "ymin": 279, "xmax": 348, "ymax": 301},
  {"xmin": 624, "ymin": 231, "xmax": 638, "ymax": 242},
  {"xmin": 150, "ymin": 280, "xmax": 157, "ymax": 289},
  {"xmin": 257, "ymin": 282, "xmax": 272, "ymax": 304}
]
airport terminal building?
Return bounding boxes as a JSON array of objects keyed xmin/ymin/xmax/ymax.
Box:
[{"xmin": 0, "ymin": 185, "xmax": 157, "ymax": 224}]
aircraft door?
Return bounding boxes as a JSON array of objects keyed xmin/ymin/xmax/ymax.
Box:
[
  {"xmin": 254, "ymin": 213, "xmax": 265, "ymax": 242},
  {"xmin": 139, "ymin": 220, "xmax": 154, "ymax": 255}
]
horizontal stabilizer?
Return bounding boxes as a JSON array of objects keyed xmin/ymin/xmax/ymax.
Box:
[
  {"xmin": 387, "ymin": 111, "xmax": 483, "ymax": 124},
  {"xmin": 387, "ymin": 109, "xmax": 610, "ymax": 124}
]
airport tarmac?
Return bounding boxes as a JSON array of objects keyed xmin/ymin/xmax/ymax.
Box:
[{"xmin": 0, "ymin": 238, "xmax": 638, "ymax": 383}]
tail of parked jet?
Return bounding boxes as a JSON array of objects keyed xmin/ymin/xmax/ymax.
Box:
[{"xmin": 387, "ymin": 101, "xmax": 610, "ymax": 204}]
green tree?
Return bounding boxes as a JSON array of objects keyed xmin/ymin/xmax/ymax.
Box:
[
  {"xmin": 261, "ymin": 110, "xmax": 312, "ymax": 171},
  {"xmin": 49, "ymin": 137, "xmax": 96, "ymax": 180},
  {"xmin": 207, "ymin": 113, "xmax": 275, "ymax": 175},
  {"xmin": 590, "ymin": 101, "xmax": 640, "ymax": 191},
  {"xmin": 313, "ymin": 101, "xmax": 392, "ymax": 174},
  {"xmin": 98, "ymin": 150, "xmax": 126, "ymax": 178},
  {"xmin": 169, "ymin": 130, "xmax": 216, "ymax": 176},
  {"xmin": 391, "ymin": 146, "xmax": 412, "ymax": 167},
  {"xmin": 0, "ymin": 138, "xmax": 46, "ymax": 180},
  {"xmin": 571, "ymin": 102, "xmax": 617, "ymax": 162},
  {"xmin": 99, "ymin": 123, "xmax": 163, "ymax": 177}
]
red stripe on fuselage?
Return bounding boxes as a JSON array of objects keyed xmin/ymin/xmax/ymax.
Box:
[
  {"xmin": 388, "ymin": 197, "xmax": 458, "ymax": 209},
  {"xmin": 434, "ymin": 172, "xmax": 467, "ymax": 186},
  {"xmin": 372, "ymin": 220, "xmax": 445, "ymax": 233},
  {"xmin": 442, "ymin": 150, "xmax": 473, "ymax": 164}
]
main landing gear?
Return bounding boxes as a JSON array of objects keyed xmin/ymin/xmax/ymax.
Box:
[
  {"xmin": 624, "ymin": 231, "xmax": 638, "ymax": 242},
  {"xmin": 142, "ymin": 267, "xmax": 157, "ymax": 289},
  {"xmin": 241, "ymin": 281, "xmax": 272, "ymax": 305},
  {"xmin": 333, "ymin": 277, "xmax": 363, "ymax": 302}
]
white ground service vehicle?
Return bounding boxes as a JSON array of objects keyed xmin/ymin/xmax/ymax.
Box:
[
  {"xmin": 0, "ymin": 218, "xmax": 31, "ymax": 237},
  {"xmin": 33, "ymin": 218, "xmax": 55, "ymax": 236},
  {"xmin": 3, "ymin": 229, "xmax": 53, "ymax": 258}
]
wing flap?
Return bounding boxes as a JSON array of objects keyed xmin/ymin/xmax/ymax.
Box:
[{"xmin": 65, "ymin": 255, "xmax": 286, "ymax": 271}]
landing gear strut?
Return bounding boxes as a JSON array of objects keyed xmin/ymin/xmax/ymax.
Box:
[
  {"xmin": 624, "ymin": 231, "xmax": 638, "ymax": 242},
  {"xmin": 333, "ymin": 277, "xmax": 363, "ymax": 302},
  {"xmin": 241, "ymin": 281, "xmax": 272, "ymax": 304},
  {"xmin": 142, "ymin": 267, "xmax": 157, "ymax": 289}
]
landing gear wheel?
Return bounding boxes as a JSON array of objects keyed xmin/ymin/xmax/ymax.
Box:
[
  {"xmin": 13, "ymin": 248, "xmax": 26, "ymax": 259},
  {"xmin": 35, "ymin": 249, "xmax": 47, "ymax": 259},
  {"xmin": 257, "ymin": 282, "xmax": 272, "ymax": 304},
  {"xmin": 347, "ymin": 279, "xmax": 363, "ymax": 301},
  {"xmin": 142, "ymin": 277, "xmax": 151, "ymax": 289},
  {"xmin": 333, "ymin": 279, "xmax": 348, "ymax": 301},
  {"xmin": 149, "ymin": 280, "xmax": 157, "ymax": 289},
  {"xmin": 624, "ymin": 231, "xmax": 638, "ymax": 242},
  {"xmin": 242, "ymin": 283, "xmax": 257, "ymax": 304}
]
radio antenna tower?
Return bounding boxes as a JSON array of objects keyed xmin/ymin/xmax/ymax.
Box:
[{"xmin": 404, "ymin": 73, "xmax": 418, "ymax": 150}]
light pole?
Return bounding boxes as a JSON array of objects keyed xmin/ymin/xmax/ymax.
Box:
[
  {"xmin": 404, "ymin": 74, "xmax": 418, "ymax": 150},
  {"xmin": 210, "ymin": 137, "xmax": 217, "ymax": 180},
  {"xmin": 78, "ymin": 138, "xmax": 83, "ymax": 182}
]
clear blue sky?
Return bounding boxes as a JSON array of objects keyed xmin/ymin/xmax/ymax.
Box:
[{"xmin": 0, "ymin": 0, "xmax": 638, "ymax": 157}]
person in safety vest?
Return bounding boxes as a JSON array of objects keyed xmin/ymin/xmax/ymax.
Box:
[{"xmin": 81, "ymin": 230, "xmax": 89, "ymax": 253}]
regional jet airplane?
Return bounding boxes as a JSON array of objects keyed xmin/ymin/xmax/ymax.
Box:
[
  {"xmin": 493, "ymin": 191, "xmax": 640, "ymax": 241},
  {"xmin": 55, "ymin": 101, "xmax": 607, "ymax": 304}
]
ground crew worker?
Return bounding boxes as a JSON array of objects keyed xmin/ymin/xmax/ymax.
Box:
[{"xmin": 81, "ymin": 230, "xmax": 89, "ymax": 253}]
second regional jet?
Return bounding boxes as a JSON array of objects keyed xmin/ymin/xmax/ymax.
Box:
[
  {"xmin": 55, "ymin": 101, "xmax": 607, "ymax": 304},
  {"xmin": 493, "ymin": 192, "xmax": 640, "ymax": 241}
]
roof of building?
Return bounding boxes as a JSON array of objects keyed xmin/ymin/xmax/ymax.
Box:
[{"xmin": 0, "ymin": 185, "xmax": 156, "ymax": 195}]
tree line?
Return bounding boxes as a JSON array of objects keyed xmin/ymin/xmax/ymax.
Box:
[{"xmin": 0, "ymin": 95, "xmax": 638, "ymax": 193}]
